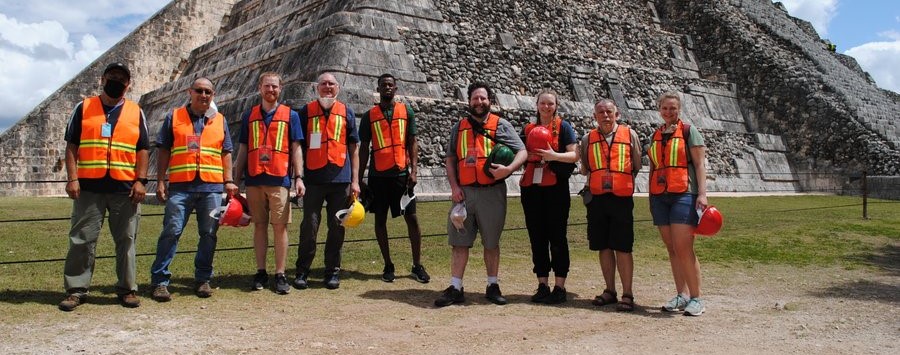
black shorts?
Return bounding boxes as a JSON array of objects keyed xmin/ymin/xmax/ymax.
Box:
[
  {"xmin": 586, "ymin": 194, "xmax": 634, "ymax": 252},
  {"xmin": 367, "ymin": 175, "xmax": 415, "ymax": 218}
]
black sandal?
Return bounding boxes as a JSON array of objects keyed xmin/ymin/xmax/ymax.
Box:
[
  {"xmin": 591, "ymin": 289, "xmax": 618, "ymax": 306},
  {"xmin": 617, "ymin": 293, "xmax": 635, "ymax": 312}
]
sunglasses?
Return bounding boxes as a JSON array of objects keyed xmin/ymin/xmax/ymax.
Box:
[{"xmin": 192, "ymin": 88, "xmax": 214, "ymax": 95}]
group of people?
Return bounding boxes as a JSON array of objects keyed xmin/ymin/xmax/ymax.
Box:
[{"xmin": 58, "ymin": 62, "xmax": 709, "ymax": 317}]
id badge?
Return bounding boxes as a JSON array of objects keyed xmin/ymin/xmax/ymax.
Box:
[
  {"xmin": 187, "ymin": 135, "xmax": 201, "ymax": 153},
  {"xmin": 533, "ymin": 167, "xmax": 544, "ymax": 184},
  {"xmin": 309, "ymin": 133, "xmax": 322, "ymax": 149},
  {"xmin": 259, "ymin": 145, "xmax": 273, "ymax": 165},
  {"xmin": 101, "ymin": 123, "xmax": 112, "ymax": 138},
  {"xmin": 464, "ymin": 148, "xmax": 476, "ymax": 167},
  {"xmin": 602, "ymin": 173, "xmax": 613, "ymax": 190}
]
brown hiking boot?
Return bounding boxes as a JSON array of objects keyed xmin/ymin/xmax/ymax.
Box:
[
  {"xmin": 117, "ymin": 292, "xmax": 141, "ymax": 308},
  {"xmin": 151, "ymin": 285, "xmax": 171, "ymax": 302},
  {"xmin": 58, "ymin": 294, "xmax": 84, "ymax": 312},
  {"xmin": 195, "ymin": 281, "xmax": 213, "ymax": 298}
]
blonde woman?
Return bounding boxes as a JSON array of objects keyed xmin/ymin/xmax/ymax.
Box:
[{"xmin": 647, "ymin": 92, "xmax": 708, "ymax": 316}]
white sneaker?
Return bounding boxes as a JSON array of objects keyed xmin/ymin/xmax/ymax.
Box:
[
  {"xmin": 662, "ymin": 294, "xmax": 688, "ymax": 312},
  {"xmin": 684, "ymin": 297, "xmax": 705, "ymax": 316}
]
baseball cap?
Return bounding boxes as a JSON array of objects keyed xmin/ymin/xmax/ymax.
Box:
[{"xmin": 103, "ymin": 62, "xmax": 131, "ymax": 79}]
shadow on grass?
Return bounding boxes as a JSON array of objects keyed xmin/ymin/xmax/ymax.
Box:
[
  {"xmin": 0, "ymin": 285, "xmax": 126, "ymax": 306},
  {"xmin": 847, "ymin": 243, "xmax": 900, "ymax": 276}
]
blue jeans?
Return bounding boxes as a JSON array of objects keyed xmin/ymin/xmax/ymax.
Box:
[{"xmin": 150, "ymin": 191, "xmax": 222, "ymax": 286}]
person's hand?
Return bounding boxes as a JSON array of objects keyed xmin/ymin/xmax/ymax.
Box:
[
  {"xmin": 130, "ymin": 181, "xmax": 147, "ymax": 204},
  {"xmin": 535, "ymin": 142, "xmax": 556, "ymax": 161},
  {"xmin": 65, "ymin": 180, "xmax": 80, "ymax": 200},
  {"xmin": 408, "ymin": 169, "xmax": 418, "ymax": 187},
  {"xmin": 156, "ymin": 182, "xmax": 167, "ymax": 202},
  {"xmin": 350, "ymin": 181, "xmax": 361, "ymax": 197},
  {"xmin": 696, "ymin": 193, "xmax": 709, "ymax": 210},
  {"xmin": 295, "ymin": 179, "xmax": 306, "ymax": 198},
  {"xmin": 450, "ymin": 185, "xmax": 465, "ymax": 203},
  {"xmin": 488, "ymin": 163, "xmax": 513, "ymax": 180},
  {"xmin": 224, "ymin": 182, "xmax": 239, "ymax": 199}
]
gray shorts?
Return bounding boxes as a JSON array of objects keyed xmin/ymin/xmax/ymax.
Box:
[{"xmin": 447, "ymin": 184, "xmax": 507, "ymax": 249}]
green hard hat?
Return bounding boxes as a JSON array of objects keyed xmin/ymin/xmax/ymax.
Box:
[{"xmin": 484, "ymin": 144, "xmax": 515, "ymax": 178}]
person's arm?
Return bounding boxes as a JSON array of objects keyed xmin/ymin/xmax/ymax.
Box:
[
  {"xmin": 222, "ymin": 151, "xmax": 238, "ymax": 197},
  {"xmin": 65, "ymin": 143, "xmax": 80, "ymax": 200},
  {"xmin": 349, "ymin": 142, "xmax": 360, "ymax": 196},
  {"xmin": 690, "ymin": 145, "xmax": 708, "ymax": 208},
  {"xmin": 630, "ymin": 129, "xmax": 642, "ymax": 177},
  {"xmin": 233, "ymin": 143, "xmax": 247, "ymax": 187},
  {"xmin": 407, "ymin": 135, "xmax": 419, "ymax": 187},
  {"xmin": 291, "ymin": 141, "xmax": 305, "ymax": 198},
  {"xmin": 446, "ymin": 156, "xmax": 464, "ymax": 203},
  {"xmin": 358, "ymin": 140, "xmax": 370, "ymax": 185},
  {"xmin": 156, "ymin": 148, "xmax": 171, "ymax": 202},
  {"xmin": 131, "ymin": 149, "xmax": 149, "ymax": 204},
  {"xmin": 579, "ymin": 134, "xmax": 590, "ymax": 175}
]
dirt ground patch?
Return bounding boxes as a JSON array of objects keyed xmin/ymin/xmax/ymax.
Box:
[{"xmin": 1, "ymin": 260, "xmax": 897, "ymax": 354}]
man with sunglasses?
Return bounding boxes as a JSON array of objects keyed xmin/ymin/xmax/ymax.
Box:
[{"xmin": 149, "ymin": 77, "xmax": 238, "ymax": 302}]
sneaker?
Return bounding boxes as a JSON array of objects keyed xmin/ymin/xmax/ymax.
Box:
[
  {"xmin": 382, "ymin": 263, "xmax": 395, "ymax": 283},
  {"xmin": 324, "ymin": 273, "xmax": 340, "ymax": 290},
  {"xmin": 274, "ymin": 273, "xmax": 291, "ymax": 295},
  {"xmin": 411, "ymin": 264, "xmax": 431, "ymax": 284},
  {"xmin": 662, "ymin": 294, "xmax": 688, "ymax": 312},
  {"xmin": 684, "ymin": 297, "xmax": 705, "ymax": 316},
  {"xmin": 195, "ymin": 282, "xmax": 213, "ymax": 298},
  {"xmin": 485, "ymin": 283, "xmax": 508, "ymax": 305},
  {"xmin": 292, "ymin": 272, "xmax": 309, "ymax": 290},
  {"xmin": 117, "ymin": 292, "xmax": 141, "ymax": 308},
  {"xmin": 151, "ymin": 285, "xmax": 172, "ymax": 302},
  {"xmin": 530, "ymin": 283, "xmax": 551, "ymax": 303},
  {"xmin": 252, "ymin": 270, "xmax": 268, "ymax": 291},
  {"xmin": 58, "ymin": 294, "xmax": 85, "ymax": 312},
  {"xmin": 434, "ymin": 286, "xmax": 465, "ymax": 307},
  {"xmin": 543, "ymin": 286, "xmax": 567, "ymax": 305}
]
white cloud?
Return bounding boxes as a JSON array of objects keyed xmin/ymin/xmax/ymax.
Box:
[
  {"xmin": 0, "ymin": 1, "xmax": 168, "ymax": 134},
  {"xmin": 845, "ymin": 37, "xmax": 900, "ymax": 93},
  {"xmin": 777, "ymin": 0, "xmax": 838, "ymax": 36}
]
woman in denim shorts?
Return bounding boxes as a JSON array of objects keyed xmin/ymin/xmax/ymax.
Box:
[{"xmin": 647, "ymin": 92, "xmax": 709, "ymax": 316}]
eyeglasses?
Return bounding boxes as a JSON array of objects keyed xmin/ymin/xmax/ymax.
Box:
[{"xmin": 192, "ymin": 88, "xmax": 214, "ymax": 95}]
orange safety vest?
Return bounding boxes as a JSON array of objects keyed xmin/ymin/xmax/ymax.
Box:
[
  {"xmin": 520, "ymin": 118, "xmax": 561, "ymax": 187},
  {"xmin": 456, "ymin": 114, "xmax": 500, "ymax": 186},
  {"xmin": 305, "ymin": 100, "xmax": 348, "ymax": 170},
  {"xmin": 247, "ymin": 104, "xmax": 291, "ymax": 177},
  {"xmin": 368, "ymin": 102, "xmax": 408, "ymax": 172},
  {"xmin": 167, "ymin": 107, "xmax": 225, "ymax": 183},
  {"xmin": 76, "ymin": 97, "xmax": 141, "ymax": 181},
  {"xmin": 648, "ymin": 120, "xmax": 690, "ymax": 194},
  {"xmin": 586, "ymin": 126, "xmax": 634, "ymax": 197}
]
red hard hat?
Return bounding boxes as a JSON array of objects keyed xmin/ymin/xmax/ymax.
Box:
[
  {"xmin": 220, "ymin": 194, "xmax": 251, "ymax": 227},
  {"xmin": 695, "ymin": 206, "xmax": 723, "ymax": 236},
  {"xmin": 526, "ymin": 126, "xmax": 552, "ymax": 152}
]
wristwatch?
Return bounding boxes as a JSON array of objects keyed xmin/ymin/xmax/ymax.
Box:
[{"xmin": 136, "ymin": 178, "xmax": 149, "ymax": 185}]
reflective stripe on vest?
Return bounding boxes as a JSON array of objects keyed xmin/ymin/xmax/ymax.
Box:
[
  {"xmin": 369, "ymin": 102, "xmax": 408, "ymax": 172},
  {"xmin": 305, "ymin": 100, "xmax": 348, "ymax": 170},
  {"xmin": 520, "ymin": 118, "xmax": 562, "ymax": 187},
  {"xmin": 456, "ymin": 114, "xmax": 499, "ymax": 186},
  {"xmin": 77, "ymin": 97, "xmax": 141, "ymax": 181},
  {"xmin": 168, "ymin": 108, "xmax": 225, "ymax": 183},
  {"xmin": 587, "ymin": 126, "xmax": 634, "ymax": 197},
  {"xmin": 248, "ymin": 104, "xmax": 291, "ymax": 177},
  {"xmin": 648, "ymin": 120, "xmax": 689, "ymax": 194}
]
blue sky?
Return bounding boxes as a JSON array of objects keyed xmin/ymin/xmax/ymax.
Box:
[{"xmin": 0, "ymin": 1, "xmax": 897, "ymax": 134}]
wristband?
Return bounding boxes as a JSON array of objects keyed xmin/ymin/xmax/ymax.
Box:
[{"xmin": 68, "ymin": 178, "xmax": 78, "ymax": 182}]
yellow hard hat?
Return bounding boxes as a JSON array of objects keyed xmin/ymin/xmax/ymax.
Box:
[{"xmin": 336, "ymin": 195, "xmax": 366, "ymax": 228}]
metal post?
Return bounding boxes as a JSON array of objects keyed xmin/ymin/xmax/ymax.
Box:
[{"xmin": 862, "ymin": 170, "xmax": 869, "ymax": 220}]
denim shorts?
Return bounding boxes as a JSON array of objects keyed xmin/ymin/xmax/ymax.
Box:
[{"xmin": 649, "ymin": 193, "xmax": 698, "ymax": 226}]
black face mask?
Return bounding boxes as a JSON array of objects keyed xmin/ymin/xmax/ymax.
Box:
[{"xmin": 103, "ymin": 80, "xmax": 127, "ymax": 99}]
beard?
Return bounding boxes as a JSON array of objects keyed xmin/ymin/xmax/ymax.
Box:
[{"xmin": 468, "ymin": 103, "xmax": 490, "ymax": 118}]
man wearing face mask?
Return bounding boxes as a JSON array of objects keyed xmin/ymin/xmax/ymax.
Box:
[
  {"xmin": 434, "ymin": 82, "xmax": 527, "ymax": 307},
  {"xmin": 293, "ymin": 72, "xmax": 360, "ymax": 290},
  {"xmin": 59, "ymin": 62, "xmax": 151, "ymax": 311},
  {"xmin": 149, "ymin": 77, "xmax": 238, "ymax": 302}
]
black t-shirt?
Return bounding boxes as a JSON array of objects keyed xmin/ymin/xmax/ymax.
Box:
[{"xmin": 64, "ymin": 99, "xmax": 151, "ymax": 194}]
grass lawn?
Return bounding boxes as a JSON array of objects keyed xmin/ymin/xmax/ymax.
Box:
[{"xmin": 0, "ymin": 194, "xmax": 897, "ymax": 319}]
